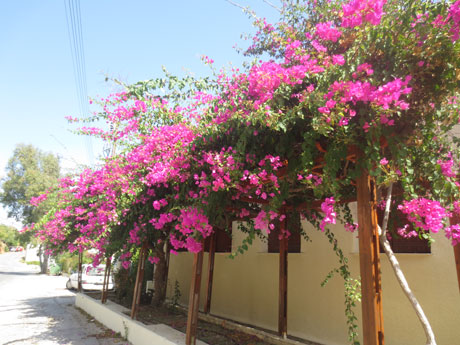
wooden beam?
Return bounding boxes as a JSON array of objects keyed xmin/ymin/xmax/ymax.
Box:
[
  {"xmin": 204, "ymin": 232, "xmax": 216, "ymax": 314},
  {"xmin": 77, "ymin": 252, "xmax": 83, "ymax": 293},
  {"xmin": 356, "ymin": 171, "xmax": 384, "ymax": 345},
  {"xmin": 186, "ymin": 249, "xmax": 204, "ymax": 345},
  {"xmin": 238, "ymin": 196, "xmax": 359, "ymax": 210},
  {"xmin": 131, "ymin": 243, "xmax": 147, "ymax": 319},
  {"xmin": 279, "ymin": 216, "xmax": 288, "ymax": 338},
  {"xmin": 449, "ymin": 214, "xmax": 460, "ymax": 292}
]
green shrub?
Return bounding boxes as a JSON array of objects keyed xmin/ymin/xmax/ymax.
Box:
[{"xmin": 55, "ymin": 252, "xmax": 92, "ymax": 274}]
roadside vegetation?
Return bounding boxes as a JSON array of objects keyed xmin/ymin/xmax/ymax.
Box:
[
  {"xmin": 0, "ymin": 144, "xmax": 61, "ymax": 272},
  {"xmin": 22, "ymin": 1, "xmax": 460, "ymax": 344}
]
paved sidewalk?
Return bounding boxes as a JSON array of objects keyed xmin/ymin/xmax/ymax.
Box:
[{"xmin": 0, "ymin": 252, "xmax": 130, "ymax": 345}]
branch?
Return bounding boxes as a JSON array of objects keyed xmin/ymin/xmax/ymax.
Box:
[
  {"xmin": 379, "ymin": 183, "xmax": 437, "ymax": 345},
  {"xmin": 381, "ymin": 183, "xmax": 392, "ymax": 234},
  {"xmin": 262, "ymin": 0, "xmax": 281, "ymax": 12},
  {"xmin": 225, "ymin": 0, "xmax": 259, "ymax": 20}
]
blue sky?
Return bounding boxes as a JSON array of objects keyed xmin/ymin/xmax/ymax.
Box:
[{"xmin": 0, "ymin": 0, "xmax": 279, "ymax": 227}]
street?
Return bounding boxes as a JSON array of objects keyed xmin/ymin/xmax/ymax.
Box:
[{"xmin": 0, "ymin": 252, "xmax": 129, "ymax": 345}]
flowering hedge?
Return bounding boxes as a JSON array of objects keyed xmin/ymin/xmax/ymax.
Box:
[{"xmin": 30, "ymin": 0, "xmax": 460, "ymax": 342}]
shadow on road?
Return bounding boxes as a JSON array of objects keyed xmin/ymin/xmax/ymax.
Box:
[
  {"xmin": 5, "ymin": 295, "xmax": 125, "ymax": 344},
  {"xmin": 0, "ymin": 271, "xmax": 40, "ymax": 276},
  {"xmin": 5, "ymin": 295, "xmax": 85, "ymax": 344}
]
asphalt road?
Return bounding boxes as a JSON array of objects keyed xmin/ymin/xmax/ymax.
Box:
[{"xmin": 0, "ymin": 252, "xmax": 129, "ymax": 345}]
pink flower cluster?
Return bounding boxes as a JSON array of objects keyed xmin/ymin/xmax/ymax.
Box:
[
  {"xmin": 448, "ymin": 0, "xmax": 460, "ymax": 41},
  {"xmin": 341, "ymin": 0, "xmax": 387, "ymax": 28},
  {"xmin": 329, "ymin": 75, "xmax": 411, "ymax": 109},
  {"xmin": 201, "ymin": 147, "xmax": 240, "ymax": 192},
  {"xmin": 120, "ymin": 251, "xmax": 132, "ymax": 269},
  {"xmin": 320, "ymin": 197, "xmax": 336, "ymax": 231},
  {"xmin": 149, "ymin": 212, "xmax": 176, "ymax": 230},
  {"xmin": 254, "ymin": 210, "xmax": 270, "ymax": 233},
  {"xmin": 345, "ymin": 222, "xmax": 358, "ymax": 232},
  {"xmin": 30, "ymin": 193, "xmax": 48, "ymax": 206},
  {"xmin": 171, "ymin": 208, "xmax": 213, "ymax": 253},
  {"xmin": 175, "ymin": 207, "xmax": 212, "ymax": 237},
  {"xmin": 238, "ymin": 155, "xmax": 283, "ymax": 201},
  {"xmin": 246, "ymin": 44, "xmax": 329, "ymax": 109},
  {"xmin": 437, "ymin": 152, "xmax": 457, "ymax": 178},
  {"xmin": 248, "ymin": 62, "xmax": 286, "ymax": 106},
  {"xmin": 445, "ymin": 224, "xmax": 460, "ymax": 246},
  {"xmin": 248, "ymin": 61, "xmax": 316, "ymax": 107},
  {"xmin": 315, "ymin": 22, "xmax": 342, "ymax": 42},
  {"xmin": 254, "ymin": 210, "xmax": 287, "ymax": 236},
  {"xmin": 428, "ymin": 1, "xmax": 460, "ymax": 42},
  {"xmin": 397, "ymin": 198, "xmax": 451, "ymax": 235},
  {"xmin": 321, "ymin": 73, "xmax": 412, "ymax": 126}
]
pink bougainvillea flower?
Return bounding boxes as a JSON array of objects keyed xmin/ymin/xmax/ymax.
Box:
[
  {"xmin": 320, "ymin": 197, "xmax": 336, "ymax": 231},
  {"xmin": 345, "ymin": 223, "xmax": 358, "ymax": 232},
  {"xmin": 332, "ymin": 54, "xmax": 346, "ymax": 65},
  {"xmin": 148, "ymin": 256, "xmax": 160, "ymax": 264},
  {"xmin": 315, "ymin": 21, "xmax": 342, "ymax": 42}
]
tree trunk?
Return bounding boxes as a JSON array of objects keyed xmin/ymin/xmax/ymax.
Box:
[
  {"xmin": 379, "ymin": 184, "xmax": 437, "ymax": 345},
  {"xmin": 42, "ymin": 253, "xmax": 49, "ymax": 274},
  {"xmin": 151, "ymin": 242, "xmax": 168, "ymax": 307},
  {"xmin": 38, "ymin": 244, "xmax": 48, "ymax": 274}
]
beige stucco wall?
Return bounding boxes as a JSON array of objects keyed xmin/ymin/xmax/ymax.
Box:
[{"xmin": 167, "ymin": 204, "xmax": 460, "ymax": 345}]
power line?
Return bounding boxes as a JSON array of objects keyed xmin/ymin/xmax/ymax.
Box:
[{"xmin": 64, "ymin": 0, "xmax": 94, "ymax": 166}]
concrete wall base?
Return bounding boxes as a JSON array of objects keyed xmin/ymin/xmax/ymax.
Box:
[{"xmin": 75, "ymin": 293, "xmax": 207, "ymax": 345}]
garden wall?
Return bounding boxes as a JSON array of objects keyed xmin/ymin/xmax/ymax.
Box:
[
  {"xmin": 75, "ymin": 293, "xmax": 208, "ymax": 345},
  {"xmin": 167, "ymin": 203, "xmax": 460, "ymax": 345}
]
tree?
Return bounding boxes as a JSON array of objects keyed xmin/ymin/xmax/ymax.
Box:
[
  {"xmin": 1, "ymin": 144, "xmax": 61, "ymax": 272},
  {"xmin": 0, "ymin": 224, "xmax": 19, "ymax": 247}
]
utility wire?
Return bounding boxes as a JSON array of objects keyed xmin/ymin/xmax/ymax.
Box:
[{"xmin": 64, "ymin": 0, "xmax": 94, "ymax": 166}]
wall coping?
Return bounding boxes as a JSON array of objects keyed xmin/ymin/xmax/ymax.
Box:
[{"xmin": 75, "ymin": 293, "xmax": 208, "ymax": 345}]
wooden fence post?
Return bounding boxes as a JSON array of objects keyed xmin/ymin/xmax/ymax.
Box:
[
  {"xmin": 101, "ymin": 257, "xmax": 111, "ymax": 304},
  {"xmin": 454, "ymin": 245, "xmax": 460, "ymax": 293},
  {"xmin": 77, "ymin": 252, "xmax": 83, "ymax": 293},
  {"xmin": 186, "ymin": 249, "xmax": 204, "ymax": 345},
  {"xmin": 357, "ymin": 171, "xmax": 384, "ymax": 345},
  {"xmin": 279, "ymin": 216, "xmax": 288, "ymax": 338},
  {"xmin": 204, "ymin": 232, "xmax": 216, "ymax": 314},
  {"xmin": 449, "ymin": 214, "xmax": 460, "ymax": 292},
  {"xmin": 164, "ymin": 242, "xmax": 171, "ymax": 296},
  {"xmin": 131, "ymin": 243, "xmax": 147, "ymax": 319}
]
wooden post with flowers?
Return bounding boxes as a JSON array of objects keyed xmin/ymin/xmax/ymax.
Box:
[
  {"xmin": 186, "ymin": 247, "xmax": 205, "ymax": 345},
  {"xmin": 131, "ymin": 242, "xmax": 148, "ymax": 319},
  {"xmin": 357, "ymin": 171, "xmax": 384, "ymax": 345},
  {"xmin": 278, "ymin": 215, "xmax": 288, "ymax": 338}
]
